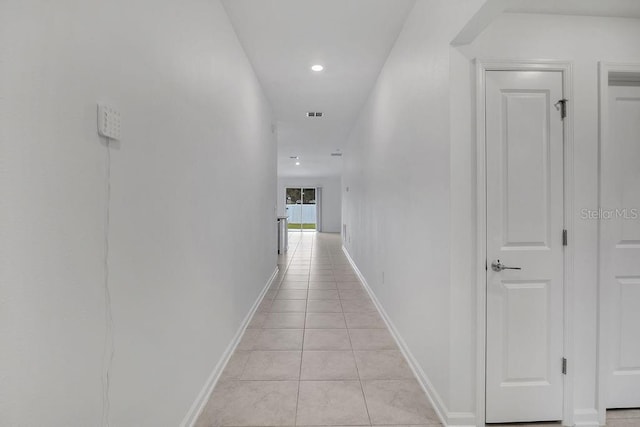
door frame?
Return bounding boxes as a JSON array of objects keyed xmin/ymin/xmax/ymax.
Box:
[
  {"xmin": 475, "ymin": 60, "xmax": 575, "ymax": 427},
  {"xmin": 284, "ymin": 187, "xmax": 302, "ymax": 232},
  {"xmin": 316, "ymin": 187, "xmax": 323, "ymax": 233},
  {"xmin": 596, "ymin": 61, "xmax": 640, "ymax": 426}
]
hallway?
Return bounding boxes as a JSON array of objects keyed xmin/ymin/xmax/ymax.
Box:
[
  {"xmin": 4, "ymin": 1, "xmax": 640, "ymax": 426},
  {"xmin": 194, "ymin": 232, "xmax": 640, "ymax": 427},
  {"xmin": 195, "ymin": 232, "xmax": 440, "ymax": 426}
]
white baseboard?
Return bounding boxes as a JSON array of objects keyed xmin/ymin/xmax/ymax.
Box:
[
  {"xmin": 180, "ymin": 267, "xmax": 280, "ymax": 427},
  {"xmin": 446, "ymin": 412, "xmax": 477, "ymax": 427},
  {"xmin": 341, "ymin": 247, "xmax": 469, "ymax": 427},
  {"xmin": 573, "ymin": 408, "xmax": 601, "ymax": 427}
]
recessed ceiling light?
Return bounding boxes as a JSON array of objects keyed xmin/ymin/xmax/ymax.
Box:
[
  {"xmin": 311, "ymin": 64, "xmax": 324, "ymax": 72},
  {"xmin": 295, "ymin": 161, "xmax": 301, "ymax": 166}
]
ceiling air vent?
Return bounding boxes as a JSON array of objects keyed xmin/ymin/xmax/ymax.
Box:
[
  {"xmin": 306, "ymin": 112, "xmax": 323, "ymax": 117},
  {"xmin": 331, "ymin": 152, "xmax": 342, "ymax": 157}
]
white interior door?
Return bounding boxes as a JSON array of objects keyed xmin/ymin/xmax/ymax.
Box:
[
  {"xmin": 603, "ymin": 84, "xmax": 640, "ymax": 409},
  {"xmin": 485, "ymin": 70, "xmax": 565, "ymax": 423}
]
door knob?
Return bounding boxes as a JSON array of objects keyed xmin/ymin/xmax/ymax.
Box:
[{"xmin": 491, "ymin": 260, "xmax": 522, "ymax": 272}]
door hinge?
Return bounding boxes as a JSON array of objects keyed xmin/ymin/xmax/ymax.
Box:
[
  {"xmin": 562, "ymin": 229, "xmax": 568, "ymax": 246},
  {"xmin": 562, "ymin": 357, "xmax": 567, "ymax": 375},
  {"xmin": 554, "ymin": 99, "xmax": 568, "ymax": 120}
]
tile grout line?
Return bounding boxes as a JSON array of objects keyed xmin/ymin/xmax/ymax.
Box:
[
  {"xmin": 293, "ymin": 231, "xmax": 312, "ymax": 427},
  {"xmin": 341, "ymin": 264, "xmax": 374, "ymax": 427}
]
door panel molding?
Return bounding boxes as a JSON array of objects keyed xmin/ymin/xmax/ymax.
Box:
[
  {"xmin": 500, "ymin": 89, "xmax": 552, "ymax": 250},
  {"xmin": 475, "ymin": 60, "xmax": 574, "ymax": 427},
  {"xmin": 597, "ymin": 62, "xmax": 640, "ymax": 426}
]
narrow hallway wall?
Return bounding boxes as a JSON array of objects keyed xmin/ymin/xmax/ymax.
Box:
[
  {"xmin": 0, "ymin": 1, "xmax": 277, "ymax": 425},
  {"xmin": 342, "ymin": 0, "xmax": 485, "ymax": 424}
]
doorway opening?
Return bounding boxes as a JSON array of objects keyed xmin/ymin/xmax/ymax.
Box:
[{"xmin": 285, "ymin": 187, "xmax": 317, "ymax": 232}]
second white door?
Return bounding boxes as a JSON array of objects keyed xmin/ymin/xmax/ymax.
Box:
[
  {"xmin": 603, "ymin": 83, "xmax": 640, "ymax": 409},
  {"xmin": 485, "ymin": 70, "xmax": 565, "ymax": 423}
]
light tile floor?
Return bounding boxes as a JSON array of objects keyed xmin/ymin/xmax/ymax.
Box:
[
  {"xmin": 196, "ymin": 232, "xmax": 441, "ymax": 427},
  {"xmin": 604, "ymin": 409, "xmax": 640, "ymax": 427},
  {"xmin": 196, "ymin": 232, "xmax": 640, "ymax": 427}
]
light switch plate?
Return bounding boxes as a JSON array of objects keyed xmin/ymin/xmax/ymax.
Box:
[{"xmin": 97, "ymin": 104, "xmax": 121, "ymax": 141}]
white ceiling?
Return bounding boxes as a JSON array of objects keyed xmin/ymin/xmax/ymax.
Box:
[
  {"xmin": 222, "ymin": 0, "xmax": 416, "ymax": 178},
  {"xmin": 504, "ymin": 0, "xmax": 640, "ymax": 19}
]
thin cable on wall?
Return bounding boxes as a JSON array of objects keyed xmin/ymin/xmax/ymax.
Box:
[{"xmin": 101, "ymin": 136, "xmax": 115, "ymax": 427}]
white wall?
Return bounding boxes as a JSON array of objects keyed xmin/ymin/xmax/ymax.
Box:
[
  {"xmin": 277, "ymin": 176, "xmax": 342, "ymax": 233},
  {"xmin": 342, "ymin": 1, "xmax": 485, "ymax": 424},
  {"xmin": 0, "ymin": 1, "xmax": 277, "ymax": 426},
  {"xmin": 345, "ymin": 3, "xmax": 640, "ymax": 425},
  {"xmin": 452, "ymin": 12, "xmax": 640, "ymax": 425}
]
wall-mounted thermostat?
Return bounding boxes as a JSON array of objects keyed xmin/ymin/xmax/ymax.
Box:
[{"xmin": 97, "ymin": 104, "xmax": 121, "ymax": 141}]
